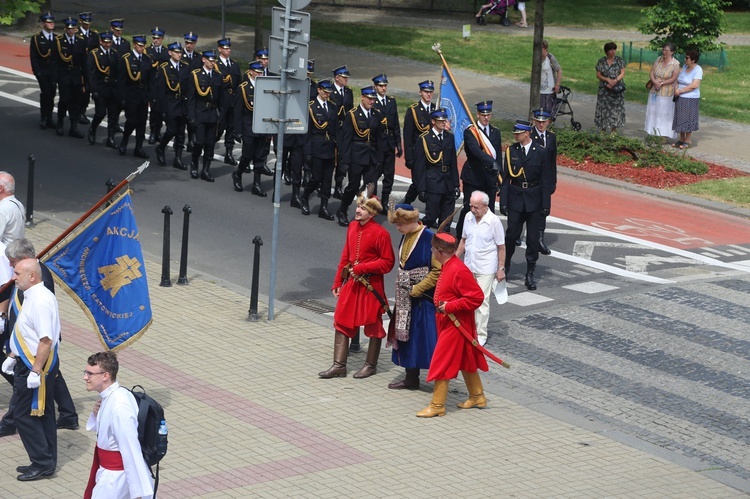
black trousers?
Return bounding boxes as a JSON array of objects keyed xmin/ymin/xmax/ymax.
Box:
[
  {"xmin": 504, "ymin": 207, "xmax": 544, "ymax": 266},
  {"xmin": 123, "ymin": 102, "xmax": 148, "ymax": 142},
  {"xmin": 91, "ymin": 94, "xmax": 118, "ymax": 131},
  {"xmin": 281, "ymin": 145, "xmax": 304, "ymax": 186},
  {"xmin": 13, "ymin": 361, "xmax": 57, "ymax": 470},
  {"xmin": 57, "ymin": 80, "xmax": 82, "ymax": 122},
  {"xmin": 455, "ymin": 181, "xmax": 497, "ymax": 240},
  {"xmin": 34, "ymin": 71, "xmax": 57, "ymax": 120},
  {"xmin": 375, "ymin": 146, "xmax": 396, "ymax": 199},
  {"xmin": 338, "ymin": 161, "xmax": 379, "ymax": 212},
  {"xmin": 162, "ymin": 114, "xmax": 187, "ymax": 151},
  {"xmin": 308, "ymin": 157, "xmax": 335, "ymax": 200},
  {"xmin": 149, "ymin": 101, "xmax": 163, "ymax": 134},
  {"xmin": 216, "ymin": 107, "xmax": 235, "ymax": 148},
  {"xmin": 422, "ymin": 191, "xmax": 454, "ymax": 230},
  {"xmin": 195, "ymin": 122, "xmax": 218, "ymax": 160}
]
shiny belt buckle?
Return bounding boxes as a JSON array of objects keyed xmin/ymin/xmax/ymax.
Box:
[
  {"xmin": 103, "ymin": 77, "xmax": 109, "ymax": 82},
  {"xmin": 441, "ymin": 165, "xmax": 448, "ymax": 173},
  {"xmin": 521, "ymin": 181, "xmax": 528, "ymax": 189}
]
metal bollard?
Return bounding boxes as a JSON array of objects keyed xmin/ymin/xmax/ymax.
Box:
[
  {"xmin": 160, "ymin": 206, "xmax": 173, "ymax": 287},
  {"xmin": 25, "ymin": 154, "xmax": 35, "ymax": 227},
  {"xmin": 247, "ymin": 236, "xmax": 263, "ymax": 321},
  {"xmin": 177, "ymin": 205, "xmax": 191, "ymax": 285},
  {"xmin": 350, "ymin": 328, "xmax": 361, "ymax": 353}
]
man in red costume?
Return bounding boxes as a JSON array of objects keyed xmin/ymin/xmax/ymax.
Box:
[
  {"xmin": 417, "ymin": 232, "xmax": 489, "ymax": 417},
  {"xmin": 319, "ymin": 191, "xmax": 395, "ymax": 379}
]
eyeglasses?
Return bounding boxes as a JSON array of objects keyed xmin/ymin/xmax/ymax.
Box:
[{"xmin": 83, "ymin": 370, "xmax": 107, "ymax": 377}]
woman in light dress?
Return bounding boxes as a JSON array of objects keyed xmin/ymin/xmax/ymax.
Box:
[{"xmin": 644, "ymin": 42, "xmax": 680, "ymax": 140}]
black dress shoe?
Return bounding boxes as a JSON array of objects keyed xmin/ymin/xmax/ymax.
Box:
[
  {"xmin": 190, "ymin": 168, "xmax": 200, "ymax": 179},
  {"xmin": 231, "ymin": 171, "xmax": 243, "ymax": 192},
  {"xmin": 118, "ymin": 144, "xmax": 127, "ymax": 156},
  {"xmin": 69, "ymin": 127, "xmax": 84, "ymax": 139},
  {"xmin": 201, "ymin": 170, "xmax": 215, "ymax": 182},
  {"xmin": 332, "ymin": 186, "xmax": 343, "ymax": 199},
  {"xmin": 87, "ymin": 130, "xmax": 96, "ymax": 145},
  {"xmin": 0, "ymin": 424, "xmax": 17, "ymax": 437},
  {"xmin": 251, "ymin": 184, "xmax": 267, "ymax": 197},
  {"xmin": 259, "ymin": 164, "xmax": 274, "ymax": 176},
  {"xmin": 106, "ymin": 137, "xmax": 118, "ymax": 149},
  {"xmin": 155, "ymin": 146, "xmax": 166, "ymax": 166},
  {"xmin": 79, "ymin": 115, "xmax": 90, "ymax": 125},
  {"xmin": 336, "ymin": 211, "xmax": 349, "ymax": 227},
  {"xmin": 147, "ymin": 132, "xmax": 157, "ymax": 145},
  {"xmin": 16, "ymin": 465, "xmax": 32, "ymax": 473},
  {"xmin": 56, "ymin": 420, "xmax": 79, "ymax": 431},
  {"xmin": 133, "ymin": 148, "xmax": 150, "ymax": 159},
  {"xmin": 39, "ymin": 119, "xmax": 48, "ymax": 129},
  {"xmin": 525, "ymin": 273, "xmax": 537, "ymax": 291},
  {"xmin": 17, "ymin": 467, "xmax": 55, "ymax": 481},
  {"xmin": 283, "ymin": 171, "xmax": 292, "ymax": 186}
]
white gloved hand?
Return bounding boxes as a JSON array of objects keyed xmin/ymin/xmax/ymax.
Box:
[
  {"xmin": 1, "ymin": 356, "xmax": 16, "ymax": 375},
  {"xmin": 27, "ymin": 371, "xmax": 41, "ymax": 389}
]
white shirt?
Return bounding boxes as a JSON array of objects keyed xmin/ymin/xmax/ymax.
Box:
[
  {"xmin": 10, "ymin": 282, "xmax": 59, "ymax": 357},
  {"xmin": 677, "ymin": 64, "xmax": 703, "ymax": 99},
  {"xmin": 87, "ymin": 382, "xmax": 154, "ymax": 499},
  {"xmin": 462, "ymin": 210, "xmax": 505, "ymax": 275},
  {"xmin": 0, "ymin": 241, "xmax": 12, "ymax": 286},
  {"xmin": 0, "ymin": 195, "xmax": 25, "ymax": 245}
]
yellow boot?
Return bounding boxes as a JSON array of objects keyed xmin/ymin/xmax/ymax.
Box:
[
  {"xmin": 416, "ymin": 379, "xmax": 449, "ymax": 418},
  {"xmin": 457, "ymin": 370, "xmax": 487, "ymax": 409}
]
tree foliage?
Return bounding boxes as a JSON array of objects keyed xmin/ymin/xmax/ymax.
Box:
[
  {"xmin": 639, "ymin": 0, "xmax": 730, "ymax": 53},
  {"xmin": 0, "ymin": 0, "xmax": 45, "ymax": 26}
]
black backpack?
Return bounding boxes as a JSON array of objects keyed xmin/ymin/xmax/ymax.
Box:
[{"xmin": 130, "ymin": 385, "xmax": 167, "ymax": 494}]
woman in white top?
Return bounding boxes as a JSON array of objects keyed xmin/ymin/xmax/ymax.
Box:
[
  {"xmin": 644, "ymin": 42, "xmax": 680, "ymax": 139},
  {"xmin": 672, "ymin": 49, "xmax": 703, "ymax": 149}
]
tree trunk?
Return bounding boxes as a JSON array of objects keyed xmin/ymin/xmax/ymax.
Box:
[
  {"xmin": 528, "ymin": 0, "xmax": 545, "ymax": 116},
  {"xmin": 255, "ymin": 0, "xmax": 265, "ymax": 53}
]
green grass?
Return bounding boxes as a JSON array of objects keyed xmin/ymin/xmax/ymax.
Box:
[{"xmin": 670, "ymin": 177, "xmax": 750, "ymax": 208}]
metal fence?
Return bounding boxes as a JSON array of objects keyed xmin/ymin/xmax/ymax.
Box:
[{"xmin": 621, "ymin": 43, "xmax": 730, "ymax": 71}]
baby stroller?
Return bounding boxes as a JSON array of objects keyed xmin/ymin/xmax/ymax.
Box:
[
  {"xmin": 476, "ymin": 0, "xmax": 516, "ymax": 26},
  {"xmin": 551, "ymin": 85, "xmax": 582, "ymax": 131}
]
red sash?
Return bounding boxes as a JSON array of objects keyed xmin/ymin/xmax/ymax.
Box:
[{"xmin": 84, "ymin": 446, "xmax": 125, "ymax": 498}]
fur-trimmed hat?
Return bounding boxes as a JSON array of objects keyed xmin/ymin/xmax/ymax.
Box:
[
  {"xmin": 388, "ymin": 203, "xmax": 420, "ymax": 224},
  {"xmin": 356, "ymin": 184, "xmax": 382, "ymax": 215}
]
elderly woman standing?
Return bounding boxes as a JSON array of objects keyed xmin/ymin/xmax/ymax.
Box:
[
  {"xmin": 644, "ymin": 42, "xmax": 680, "ymax": 139},
  {"xmin": 594, "ymin": 42, "xmax": 626, "ymax": 133},
  {"xmin": 672, "ymin": 50, "xmax": 703, "ymax": 149}
]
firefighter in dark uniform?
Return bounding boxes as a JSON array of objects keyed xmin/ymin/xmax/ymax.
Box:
[
  {"xmin": 500, "ymin": 120, "xmax": 552, "ymax": 291},
  {"xmin": 402, "ymin": 80, "xmax": 437, "ymax": 204},
  {"xmin": 54, "ymin": 17, "xmax": 87, "ymax": 138},
  {"xmin": 413, "ymin": 108, "xmax": 459, "ymax": 230},
  {"xmin": 455, "ymin": 100, "xmax": 502, "ymax": 239},
  {"xmin": 109, "ymin": 19, "xmax": 129, "ymax": 134},
  {"xmin": 30, "ymin": 12, "xmax": 58, "ymax": 130},
  {"xmin": 181, "ymin": 32, "xmax": 201, "ymax": 153},
  {"xmin": 77, "ymin": 12, "xmax": 98, "ymax": 125},
  {"xmin": 301, "ymin": 79, "xmax": 338, "ymax": 221},
  {"xmin": 117, "ymin": 35, "xmax": 152, "ymax": 159},
  {"xmin": 254, "ymin": 48, "xmax": 271, "ymax": 76},
  {"xmin": 146, "ymin": 27, "xmax": 169, "ymax": 145},
  {"xmin": 307, "ymin": 59, "xmax": 317, "ymax": 101},
  {"xmin": 329, "ymin": 65, "xmax": 354, "ymax": 199},
  {"xmin": 215, "ymin": 38, "xmax": 241, "ymax": 167},
  {"xmin": 154, "ymin": 42, "xmax": 191, "ymax": 170},
  {"xmin": 231, "ymin": 61, "xmax": 268, "ymax": 196},
  {"xmin": 187, "ymin": 50, "xmax": 223, "ymax": 181},
  {"xmin": 335, "ymin": 86, "xmax": 385, "ymax": 227},
  {"xmin": 531, "ymin": 108, "xmax": 557, "ymax": 255},
  {"xmin": 87, "ymin": 31, "xmax": 119, "ymax": 148},
  {"xmin": 371, "ymin": 73, "xmax": 402, "ymax": 213}
]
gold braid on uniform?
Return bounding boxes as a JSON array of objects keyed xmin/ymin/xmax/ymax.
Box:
[
  {"xmin": 239, "ymin": 82, "xmax": 253, "ymax": 111},
  {"xmin": 55, "ymin": 37, "xmax": 73, "ymax": 64},
  {"xmin": 162, "ymin": 64, "xmax": 179, "ymax": 93},
  {"xmin": 309, "ymin": 103, "xmax": 328, "ymax": 130},
  {"xmin": 410, "ymin": 104, "xmax": 430, "ymax": 134},
  {"xmin": 123, "ymin": 53, "xmax": 142, "ymax": 82},
  {"xmin": 350, "ymin": 110, "xmax": 370, "ymax": 140},
  {"xmin": 420, "ymin": 133, "xmax": 443, "ymax": 164},
  {"xmin": 215, "ymin": 63, "xmax": 232, "ymax": 85},
  {"xmin": 33, "ymin": 36, "xmax": 52, "ymax": 58},
  {"xmin": 505, "ymin": 146, "xmax": 527, "ymax": 180},
  {"xmin": 91, "ymin": 51, "xmax": 110, "ymax": 75},
  {"xmin": 192, "ymin": 69, "xmax": 211, "ymax": 98}
]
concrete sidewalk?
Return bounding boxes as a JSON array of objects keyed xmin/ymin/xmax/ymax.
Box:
[{"xmin": 0, "ymin": 216, "xmax": 742, "ymax": 498}]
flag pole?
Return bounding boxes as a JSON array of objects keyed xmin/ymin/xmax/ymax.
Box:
[
  {"xmin": 36, "ymin": 161, "xmax": 150, "ymax": 259},
  {"xmin": 432, "ymin": 43, "xmax": 491, "ymax": 156}
]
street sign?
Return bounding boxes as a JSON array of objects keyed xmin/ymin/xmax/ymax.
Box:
[
  {"xmin": 271, "ymin": 7, "xmax": 311, "ymax": 43},
  {"xmin": 252, "ymin": 76, "xmax": 310, "ymax": 135},
  {"xmin": 277, "ymin": 0, "xmax": 311, "ymax": 9},
  {"xmin": 268, "ymin": 35, "xmax": 309, "ymax": 80}
]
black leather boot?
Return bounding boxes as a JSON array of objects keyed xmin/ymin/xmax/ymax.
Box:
[
  {"xmin": 118, "ymin": 136, "xmax": 129, "ymax": 156},
  {"xmin": 105, "ymin": 129, "xmax": 118, "ymax": 149},
  {"xmin": 290, "ymin": 185, "xmax": 302, "ymax": 208},
  {"xmin": 88, "ymin": 125, "xmax": 96, "ymax": 145},
  {"xmin": 300, "ymin": 188, "xmax": 312, "ymax": 215},
  {"xmin": 190, "ymin": 151, "xmax": 200, "ymax": 179},
  {"xmin": 79, "ymin": 114, "xmax": 90, "ymax": 125},
  {"xmin": 319, "ymin": 198, "xmax": 334, "ymax": 221},
  {"xmin": 525, "ymin": 263, "xmax": 537, "ymax": 291},
  {"xmin": 133, "ymin": 137, "xmax": 149, "ymax": 159},
  {"xmin": 69, "ymin": 120, "xmax": 84, "ymax": 138},
  {"xmin": 201, "ymin": 158, "xmax": 215, "ymax": 182},
  {"xmin": 251, "ymin": 171, "xmax": 267, "ymax": 197},
  {"xmin": 336, "ymin": 208, "xmax": 349, "ymax": 227},
  {"xmin": 332, "ymin": 179, "xmax": 344, "ymax": 199},
  {"xmin": 148, "ymin": 130, "xmax": 157, "ymax": 145},
  {"xmin": 56, "ymin": 117, "xmax": 65, "ymax": 136},
  {"xmin": 224, "ymin": 147, "xmax": 238, "ymax": 166},
  {"xmin": 155, "ymin": 144, "xmax": 167, "ymax": 165},
  {"xmin": 173, "ymin": 149, "xmax": 186, "ymax": 170},
  {"xmin": 539, "ymin": 229, "xmax": 551, "ymax": 255}
]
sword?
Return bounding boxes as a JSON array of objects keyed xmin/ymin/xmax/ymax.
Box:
[
  {"xmin": 349, "ymin": 268, "xmax": 394, "ymax": 320},
  {"xmin": 442, "ymin": 307, "xmax": 510, "ymax": 368}
]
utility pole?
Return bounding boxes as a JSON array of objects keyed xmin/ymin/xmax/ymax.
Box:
[{"xmin": 528, "ymin": 0, "xmax": 545, "ymax": 115}]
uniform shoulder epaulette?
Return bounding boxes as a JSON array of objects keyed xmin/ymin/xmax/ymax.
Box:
[
  {"xmin": 91, "ymin": 28, "xmax": 99, "ymax": 34},
  {"xmin": 408, "ymin": 103, "xmax": 420, "ymax": 110},
  {"xmin": 159, "ymin": 61, "xmax": 168, "ymax": 68},
  {"xmin": 191, "ymin": 68, "xmax": 201, "ymax": 74},
  {"xmin": 239, "ymin": 80, "xmax": 249, "ymax": 89},
  {"xmin": 55, "ymin": 34, "xmax": 63, "ymax": 40},
  {"xmin": 548, "ymin": 128, "xmax": 556, "ymax": 135},
  {"xmin": 75, "ymin": 34, "xmax": 84, "ymax": 40},
  {"xmin": 122, "ymin": 52, "xmax": 131, "ymax": 59},
  {"xmin": 418, "ymin": 130, "xmax": 430, "ymax": 138},
  {"xmin": 309, "ymin": 99, "xmax": 315, "ymax": 105}
]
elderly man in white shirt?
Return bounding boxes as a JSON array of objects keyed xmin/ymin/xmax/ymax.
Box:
[
  {"xmin": 0, "ymin": 172, "xmax": 26, "ymax": 245},
  {"xmin": 456, "ymin": 191, "xmax": 506, "ymax": 346}
]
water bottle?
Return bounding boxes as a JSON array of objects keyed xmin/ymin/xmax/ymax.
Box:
[{"xmin": 156, "ymin": 419, "xmax": 168, "ymax": 458}]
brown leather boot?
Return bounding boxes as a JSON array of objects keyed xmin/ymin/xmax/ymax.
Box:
[
  {"xmin": 388, "ymin": 368, "xmax": 420, "ymax": 390},
  {"xmin": 318, "ymin": 332, "xmax": 349, "ymax": 378},
  {"xmin": 417, "ymin": 379, "xmax": 449, "ymax": 418},
  {"xmin": 353, "ymin": 338, "xmax": 382, "ymax": 379},
  {"xmin": 457, "ymin": 370, "xmax": 487, "ymax": 409}
]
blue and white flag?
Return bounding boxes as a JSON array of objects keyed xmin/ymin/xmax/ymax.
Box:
[
  {"xmin": 439, "ymin": 66, "xmax": 473, "ymax": 152},
  {"xmin": 42, "ymin": 191, "xmax": 152, "ymax": 351}
]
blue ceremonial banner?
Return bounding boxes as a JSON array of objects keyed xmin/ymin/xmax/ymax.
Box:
[
  {"xmin": 439, "ymin": 66, "xmax": 473, "ymax": 152},
  {"xmin": 42, "ymin": 191, "xmax": 152, "ymax": 351}
]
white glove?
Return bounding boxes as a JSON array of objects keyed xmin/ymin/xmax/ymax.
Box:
[
  {"xmin": 27, "ymin": 371, "xmax": 41, "ymax": 389},
  {"xmin": 1, "ymin": 357, "xmax": 16, "ymax": 375}
]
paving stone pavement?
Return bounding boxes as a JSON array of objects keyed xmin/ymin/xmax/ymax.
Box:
[{"xmin": 0, "ymin": 216, "xmax": 745, "ymax": 497}]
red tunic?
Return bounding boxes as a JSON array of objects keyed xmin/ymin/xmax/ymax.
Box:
[
  {"xmin": 333, "ymin": 218, "xmax": 395, "ymax": 338},
  {"xmin": 427, "ymin": 255, "xmax": 488, "ymax": 381}
]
